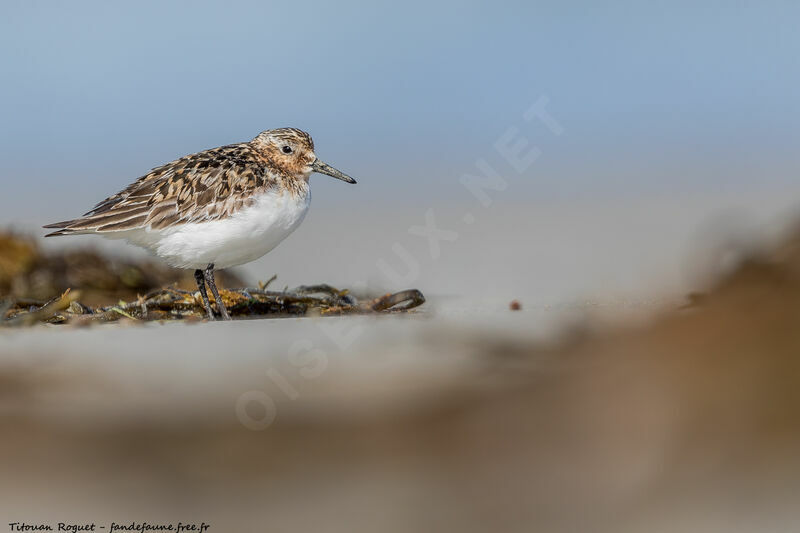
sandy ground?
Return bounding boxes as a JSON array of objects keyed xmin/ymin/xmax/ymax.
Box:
[
  {"xmin": 3, "ymin": 193, "xmax": 800, "ymax": 531},
  {"xmin": 3, "ymin": 290, "xmax": 800, "ymax": 531}
]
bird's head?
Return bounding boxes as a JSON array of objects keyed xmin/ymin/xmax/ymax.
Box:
[{"xmin": 252, "ymin": 128, "xmax": 356, "ymax": 184}]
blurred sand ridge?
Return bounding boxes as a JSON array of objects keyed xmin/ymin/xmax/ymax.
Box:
[{"xmin": 2, "ymin": 218, "xmax": 800, "ymax": 530}]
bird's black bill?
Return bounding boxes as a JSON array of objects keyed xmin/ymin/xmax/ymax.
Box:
[{"xmin": 312, "ymin": 159, "xmax": 357, "ymax": 184}]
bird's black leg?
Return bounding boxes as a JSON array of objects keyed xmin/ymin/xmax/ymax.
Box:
[
  {"xmin": 204, "ymin": 263, "xmax": 231, "ymax": 321},
  {"xmin": 194, "ymin": 268, "xmax": 215, "ymax": 321}
]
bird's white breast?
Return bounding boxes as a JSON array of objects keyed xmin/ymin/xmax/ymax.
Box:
[{"xmin": 122, "ymin": 188, "xmax": 311, "ymax": 270}]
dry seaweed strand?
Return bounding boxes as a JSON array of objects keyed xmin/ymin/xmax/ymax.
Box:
[{"xmin": 1, "ymin": 285, "xmax": 425, "ymax": 327}]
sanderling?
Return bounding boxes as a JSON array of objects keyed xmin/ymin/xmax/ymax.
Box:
[{"xmin": 44, "ymin": 128, "xmax": 356, "ymax": 320}]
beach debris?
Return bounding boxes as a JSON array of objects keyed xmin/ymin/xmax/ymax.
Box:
[
  {"xmin": 1, "ymin": 285, "xmax": 425, "ymax": 326},
  {"xmin": 0, "ymin": 231, "xmax": 426, "ymax": 327}
]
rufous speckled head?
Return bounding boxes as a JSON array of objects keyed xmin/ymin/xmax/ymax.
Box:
[{"xmin": 251, "ymin": 128, "xmax": 356, "ymax": 184}]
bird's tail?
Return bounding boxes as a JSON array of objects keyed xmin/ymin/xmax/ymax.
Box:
[{"xmin": 42, "ymin": 220, "xmax": 85, "ymax": 237}]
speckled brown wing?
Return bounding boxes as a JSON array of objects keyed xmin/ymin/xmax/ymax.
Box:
[{"xmin": 44, "ymin": 144, "xmax": 277, "ymax": 236}]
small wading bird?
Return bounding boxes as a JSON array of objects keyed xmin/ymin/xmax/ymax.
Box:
[{"xmin": 44, "ymin": 128, "xmax": 356, "ymax": 320}]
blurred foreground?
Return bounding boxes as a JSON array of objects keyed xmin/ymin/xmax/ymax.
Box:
[{"xmin": 2, "ymin": 225, "xmax": 800, "ymax": 531}]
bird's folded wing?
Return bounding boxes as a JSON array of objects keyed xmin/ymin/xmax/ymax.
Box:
[{"xmin": 44, "ymin": 144, "xmax": 276, "ymax": 236}]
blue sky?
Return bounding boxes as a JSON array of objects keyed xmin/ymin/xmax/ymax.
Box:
[{"xmin": 2, "ymin": 0, "xmax": 799, "ymax": 223}]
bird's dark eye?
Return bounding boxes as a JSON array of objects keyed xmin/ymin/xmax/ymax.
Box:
[{"xmin": 282, "ymin": 145, "xmax": 293, "ymax": 154}]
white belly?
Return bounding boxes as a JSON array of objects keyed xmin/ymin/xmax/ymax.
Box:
[{"xmin": 119, "ymin": 188, "xmax": 311, "ymax": 270}]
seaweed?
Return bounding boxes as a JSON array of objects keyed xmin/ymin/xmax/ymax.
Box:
[
  {"xmin": 1, "ymin": 285, "xmax": 425, "ymax": 326},
  {"xmin": 0, "ymin": 230, "xmax": 425, "ymax": 326}
]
